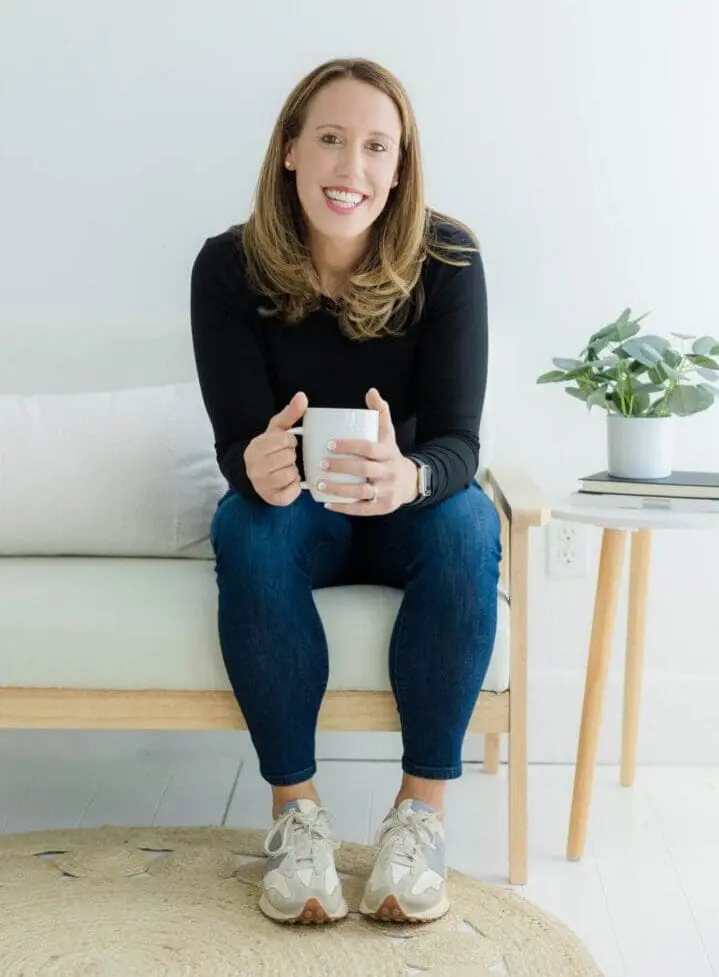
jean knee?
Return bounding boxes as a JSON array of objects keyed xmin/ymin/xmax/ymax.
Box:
[
  {"xmin": 469, "ymin": 484, "xmax": 502, "ymax": 566},
  {"xmin": 210, "ymin": 491, "xmax": 269, "ymax": 567},
  {"xmin": 210, "ymin": 490, "xmax": 245, "ymax": 553},
  {"xmin": 422, "ymin": 486, "xmax": 501, "ymax": 588}
]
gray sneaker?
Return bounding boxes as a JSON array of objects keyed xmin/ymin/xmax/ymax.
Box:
[
  {"xmin": 359, "ymin": 799, "xmax": 450, "ymax": 922},
  {"xmin": 259, "ymin": 798, "xmax": 348, "ymax": 924}
]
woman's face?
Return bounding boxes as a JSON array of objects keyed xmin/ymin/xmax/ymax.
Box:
[{"xmin": 285, "ymin": 78, "xmax": 402, "ymax": 242}]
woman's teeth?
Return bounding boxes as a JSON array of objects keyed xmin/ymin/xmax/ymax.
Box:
[{"xmin": 324, "ymin": 189, "xmax": 364, "ymax": 208}]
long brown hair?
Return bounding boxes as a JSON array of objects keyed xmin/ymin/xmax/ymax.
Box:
[{"xmin": 240, "ymin": 58, "xmax": 478, "ymax": 341}]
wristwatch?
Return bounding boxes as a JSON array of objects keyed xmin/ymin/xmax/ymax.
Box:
[{"xmin": 407, "ymin": 455, "xmax": 433, "ymax": 502}]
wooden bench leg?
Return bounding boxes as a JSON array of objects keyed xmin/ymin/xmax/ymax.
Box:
[
  {"xmin": 567, "ymin": 528, "xmax": 626, "ymax": 860},
  {"xmin": 621, "ymin": 528, "xmax": 652, "ymax": 787},
  {"xmin": 509, "ymin": 525, "xmax": 528, "ymax": 885},
  {"xmin": 484, "ymin": 733, "xmax": 501, "ymax": 773}
]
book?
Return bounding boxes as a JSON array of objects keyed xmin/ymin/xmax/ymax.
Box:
[
  {"xmin": 577, "ymin": 470, "xmax": 719, "ymax": 500},
  {"xmin": 572, "ymin": 491, "xmax": 719, "ymax": 513}
]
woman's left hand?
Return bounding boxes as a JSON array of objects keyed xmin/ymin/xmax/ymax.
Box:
[{"xmin": 319, "ymin": 388, "xmax": 419, "ymax": 516}]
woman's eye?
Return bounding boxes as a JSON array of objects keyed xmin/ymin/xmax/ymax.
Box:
[{"xmin": 320, "ymin": 134, "xmax": 386, "ymax": 153}]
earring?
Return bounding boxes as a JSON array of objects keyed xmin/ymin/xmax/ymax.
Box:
[{"xmin": 285, "ymin": 160, "xmax": 293, "ymax": 169}]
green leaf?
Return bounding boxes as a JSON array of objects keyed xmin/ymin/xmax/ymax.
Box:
[
  {"xmin": 630, "ymin": 382, "xmax": 665, "ymax": 395},
  {"xmin": 565, "ymin": 386, "xmax": 591, "ymax": 402},
  {"xmin": 647, "ymin": 395, "xmax": 670, "ymax": 417},
  {"xmin": 699, "ymin": 382, "xmax": 719, "ymax": 396},
  {"xmin": 552, "ymin": 357, "xmax": 585, "ymax": 371},
  {"xmin": 586, "ymin": 389, "xmax": 610, "ymax": 410},
  {"xmin": 640, "ymin": 335, "xmax": 671, "ymax": 353},
  {"xmin": 588, "ymin": 324, "xmax": 617, "ymax": 343},
  {"xmin": 648, "ymin": 363, "xmax": 669, "ymax": 385},
  {"xmin": 559, "ymin": 366, "xmax": 598, "ymax": 383},
  {"xmin": 588, "ymin": 309, "xmax": 631, "ymax": 343},
  {"xmin": 594, "ymin": 354, "xmax": 621, "ymax": 367},
  {"xmin": 588, "ymin": 309, "xmax": 646, "ymax": 347},
  {"xmin": 692, "ymin": 336, "xmax": 719, "ymax": 356},
  {"xmin": 537, "ymin": 370, "xmax": 568, "ymax": 384},
  {"xmin": 614, "ymin": 320, "xmax": 641, "ymax": 342},
  {"xmin": 586, "ymin": 334, "xmax": 614, "ymax": 357},
  {"xmin": 662, "ymin": 348, "xmax": 683, "ymax": 368},
  {"xmin": 687, "ymin": 354, "xmax": 719, "ymax": 370},
  {"xmin": 629, "ymin": 392, "xmax": 651, "ymax": 416},
  {"xmin": 695, "ymin": 367, "xmax": 718, "ymax": 382},
  {"xmin": 620, "ymin": 338, "xmax": 663, "ymax": 368},
  {"xmin": 664, "ymin": 384, "xmax": 715, "ymax": 416}
]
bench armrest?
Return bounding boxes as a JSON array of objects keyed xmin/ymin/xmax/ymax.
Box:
[{"xmin": 481, "ymin": 465, "xmax": 550, "ymax": 529}]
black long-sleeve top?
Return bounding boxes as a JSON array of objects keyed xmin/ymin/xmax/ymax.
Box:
[{"xmin": 190, "ymin": 217, "xmax": 488, "ymax": 508}]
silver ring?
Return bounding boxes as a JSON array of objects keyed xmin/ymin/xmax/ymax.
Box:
[{"xmin": 368, "ymin": 482, "xmax": 379, "ymax": 504}]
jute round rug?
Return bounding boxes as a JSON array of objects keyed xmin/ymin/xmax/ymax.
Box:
[{"xmin": 0, "ymin": 825, "xmax": 603, "ymax": 976}]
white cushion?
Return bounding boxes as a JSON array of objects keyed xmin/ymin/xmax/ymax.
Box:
[
  {"xmin": 0, "ymin": 382, "xmax": 227, "ymax": 557},
  {"xmin": 0, "ymin": 558, "xmax": 510, "ymax": 694}
]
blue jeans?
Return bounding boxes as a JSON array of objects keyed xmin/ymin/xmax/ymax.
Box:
[{"xmin": 210, "ymin": 482, "xmax": 501, "ymax": 786}]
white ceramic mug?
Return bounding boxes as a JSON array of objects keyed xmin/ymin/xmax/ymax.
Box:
[{"xmin": 289, "ymin": 407, "xmax": 379, "ymax": 504}]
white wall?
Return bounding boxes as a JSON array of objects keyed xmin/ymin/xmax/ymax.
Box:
[{"xmin": 2, "ymin": 0, "xmax": 718, "ymax": 762}]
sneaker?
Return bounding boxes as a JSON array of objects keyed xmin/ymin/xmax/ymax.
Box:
[
  {"xmin": 359, "ymin": 798, "xmax": 450, "ymax": 923},
  {"xmin": 259, "ymin": 798, "xmax": 348, "ymax": 924}
]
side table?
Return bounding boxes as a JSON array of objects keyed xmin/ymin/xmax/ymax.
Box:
[{"xmin": 551, "ymin": 498, "xmax": 719, "ymax": 860}]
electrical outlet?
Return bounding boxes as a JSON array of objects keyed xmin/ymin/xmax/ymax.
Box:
[{"xmin": 546, "ymin": 520, "xmax": 588, "ymax": 578}]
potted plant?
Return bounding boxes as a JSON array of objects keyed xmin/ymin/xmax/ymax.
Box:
[{"xmin": 537, "ymin": 308, "xmax": 719, "ymax": 479}]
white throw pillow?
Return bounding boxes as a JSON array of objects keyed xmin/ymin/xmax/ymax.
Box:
[{"xmin": 0, "ymin": 382, "xmax": 228, "ymax": 557}]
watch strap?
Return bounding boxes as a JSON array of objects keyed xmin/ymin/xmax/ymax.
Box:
[{"xmin": 407, "ymin": 454, "xmax": 432, "ymax": 500}]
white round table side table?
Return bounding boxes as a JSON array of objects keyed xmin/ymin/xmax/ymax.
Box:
[{"xmin": 551, "ymin": 498, "xmax": 719, "ymax": 862}]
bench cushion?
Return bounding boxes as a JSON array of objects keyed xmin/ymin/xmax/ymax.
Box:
[{"xmin": 0, "ymin": 557, "xmax": 510, "ymax": 694}]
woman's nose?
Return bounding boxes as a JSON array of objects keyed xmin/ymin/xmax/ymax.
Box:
[{"xmin": 335, "ymin": 140, "xmax": 364, "ymax": 180}]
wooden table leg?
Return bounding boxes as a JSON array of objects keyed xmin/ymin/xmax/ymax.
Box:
[
  {"xmin": 621, "ymin": 528, "xmax": 652, "ymax": 787},
  {"xmin": 567, "ymin": 528, "xmax": 626, "ymax": 860}
]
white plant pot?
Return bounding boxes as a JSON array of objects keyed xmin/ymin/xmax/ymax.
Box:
[{"xmin": 606, "ymin": 415, "xmax": 674, "ymax": 479}]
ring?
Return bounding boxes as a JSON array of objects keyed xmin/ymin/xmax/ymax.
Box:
[{"xmin": 368, "ymin": 482, "xmax": 379, "ymax": 504}]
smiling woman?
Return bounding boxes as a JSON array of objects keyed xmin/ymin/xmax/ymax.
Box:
[
  {"xmin": 240, "ymin": 58, "xmax": 476, "ymax": 338},
  {"xmin": 286, "ymin": 80, "xmax": 402, "ymax": 265},
  {"xmin": 190, "ymin": 57, "xmax": 500, "ymax": 928}
]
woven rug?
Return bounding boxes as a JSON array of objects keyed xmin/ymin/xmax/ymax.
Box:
[{"xmin": 0, "ymin": 825, "xmax": 603, "ymax": 976}]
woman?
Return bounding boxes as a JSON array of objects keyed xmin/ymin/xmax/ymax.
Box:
[{"xmin": 190, "ymin": 57, "xmax": 501, "ymax": 926}]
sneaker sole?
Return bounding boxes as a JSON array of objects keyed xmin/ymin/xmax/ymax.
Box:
[
  {"xmin": 358, "ymin": 892, "xmax": 450, "ymax": 923},
  {"xmin": 259, "ymin": 893, "xmax": 349, "ymax": 924}
]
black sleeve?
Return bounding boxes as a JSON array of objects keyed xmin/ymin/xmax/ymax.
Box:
[
  {"xmin": 190, "ymin": 235, "xmax": 276, "ymax": 499},
  {"xmin": 409, "ymin": 247, "xmax": 488, "ymax": 507}
]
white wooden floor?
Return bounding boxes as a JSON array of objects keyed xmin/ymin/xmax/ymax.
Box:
[{"xmin": 1, "ymin": 731, "xmax": 717, "ymax": 977}]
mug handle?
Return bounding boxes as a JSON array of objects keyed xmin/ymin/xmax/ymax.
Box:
[{"xmin": 287, "ymin": 427, "xmax": 309, "ymax": 490}]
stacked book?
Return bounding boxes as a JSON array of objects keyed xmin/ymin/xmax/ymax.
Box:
[{"xmin": 573, "ymin": 471, "xmax": 719, "ymax": 512}]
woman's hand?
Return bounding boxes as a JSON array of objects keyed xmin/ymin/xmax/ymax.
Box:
[
  {"xmin": 244, "ymin": 392, "xmax": 308, "ymax": 506},
  {"xmin": 319, "ymin": 388, "xmax": 419, "ymax": 515}
]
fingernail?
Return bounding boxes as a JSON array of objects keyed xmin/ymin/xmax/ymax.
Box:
[
  {"xmin": 319, "ymin": 459, "xmax": 329, "ymax": 470},
  {"xmin": 317, "ymin": 480, "xmax": 326, "ymax": 491},
  {"xmin": 327, "ymin": 439, "xmax": 336, "ymax": 451}
]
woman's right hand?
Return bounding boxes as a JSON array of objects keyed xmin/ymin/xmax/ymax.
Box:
[{"xmin": 243, "ymin": 392, "xmax": 308, "ymax": 506}]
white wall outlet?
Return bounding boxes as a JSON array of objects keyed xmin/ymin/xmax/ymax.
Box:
[{"xmin": 546, "ymin": 520, "xmax": 589, "ymax": 578}]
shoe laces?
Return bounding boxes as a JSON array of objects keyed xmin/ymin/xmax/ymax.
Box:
[
  {"xmin": 375, "ymin": 806, "xmax": 439, "ymax": 865},
  {"xmin": 263, "ymin": 806, "xmax": 339, "ymax": 863}
]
